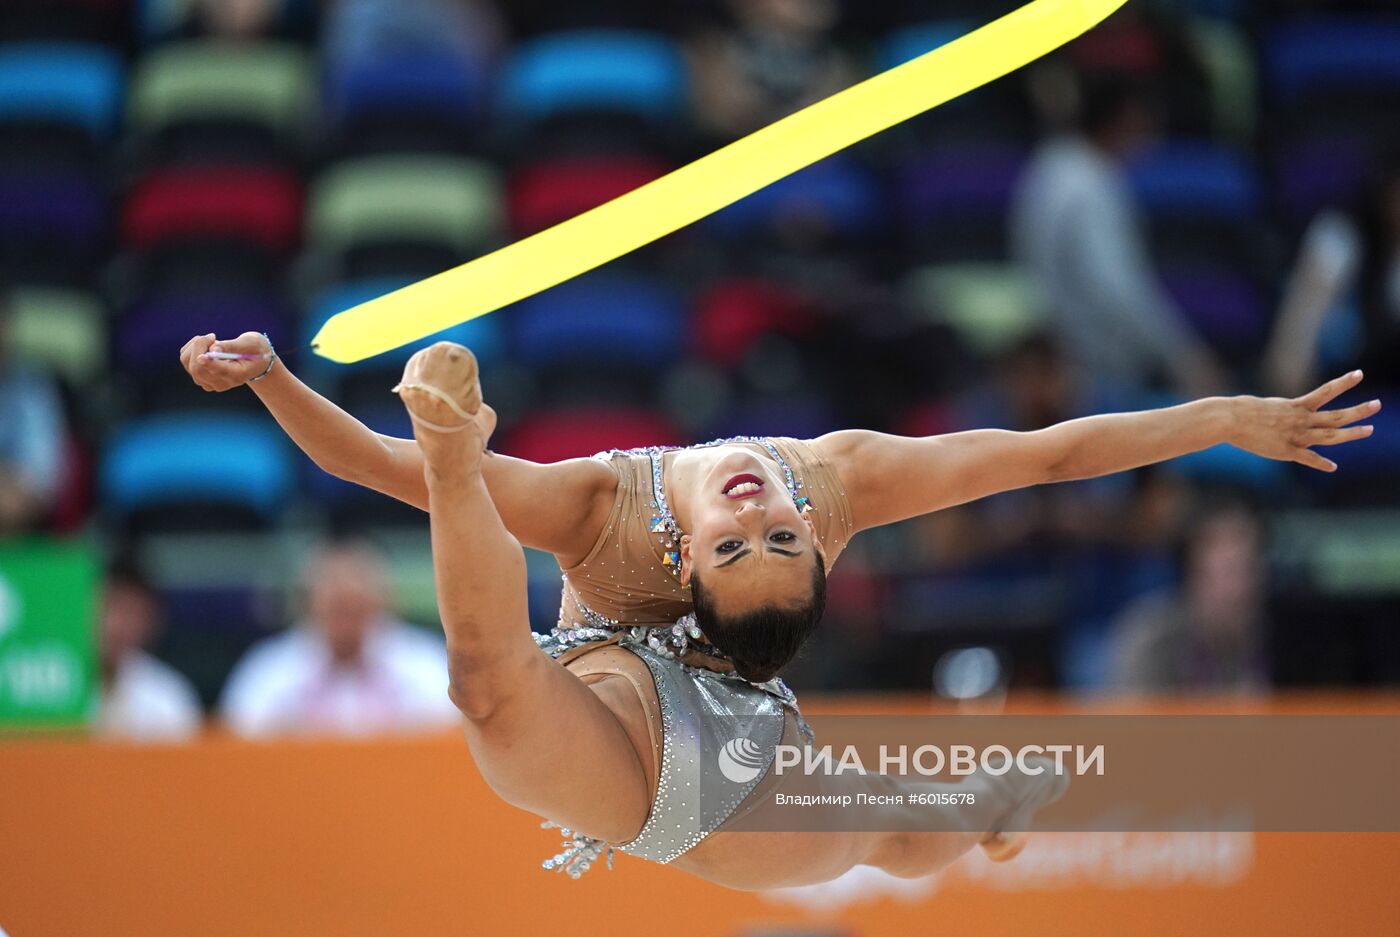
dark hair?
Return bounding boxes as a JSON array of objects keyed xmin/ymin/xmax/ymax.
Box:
[
  {"xmin": 1077, "ymin": 73, "xmax": 1160, "ymax": 138},
  {"xmin": 690, "ymin": 558, "xmax": 827, "ymax": 683},
  {"xmin": 106, "ymin": 553, "xmax": 157, "ymax": 602}
]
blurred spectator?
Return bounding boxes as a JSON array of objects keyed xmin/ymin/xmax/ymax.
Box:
[
  {"xmin": 1011, "ymin": 73, "xmax": 1225, "ymax": 396},
  {"xmin": 192, "ymin": 0, "xmax": 282, "ymax": 38},
  {"xmin": 1109, "ymin": 502, "xmax": 1270, "ymax": 694},
  {"xmin": 95, "ymin": 558, "xmax": 203, "ymax": 742},
  {"xmin": 1264, "ymin": 154, "xmax": 1400, "ymax": 397},
  {"xmin": 324, "ymin": 0, "xmax": 505, "ymax": 74},
  {"xmin": 0, "ymin": 296, "xmax": 66, "ymax": 536},
  {"xmin": 689, "ymin": 0, "xmax": 857, "ymax": 138},
  {"xmin": 219, "ymin": 541, "xmax": 458, "ymax": 738}
]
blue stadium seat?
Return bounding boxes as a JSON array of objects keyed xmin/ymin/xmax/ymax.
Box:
[
  {"xmin": 497, "ymin": 30, "xmax": 686, "ymax": 123},
  {"xmin": 1266, "ymin": 18, "xmax": 1400, "ymax": 102},
  {"xmin": 706, "ymin": 398, "xmax": 840, "ymax": 442},
  {"xmin": 706, "ymin": 158, "xmax": 883, "ymax": 240},
  {"xmin": 103, "ymin": 414, "xmax": 295, "ymax": 522},
  {"xmin": 1273, "ymin": 137, "xmax": 1371, "ymax": 224},
  {"xmin": 1127, "ymin": 142, "xmax": 1260, "ymax": 221},
  {"xmin": 1159, "ymin": 264, "xmax": 1267, "ymax": 352},
  {"xmin": 896, "ymin": 143, "xmax": 1026, "ymax": 258},
  {"xmin": 325, "ymin": 50, "xmax": 488, "ymax": 128},
  {"xmin": 302, "ymin": 278, "xmax": 507, "ymax": 375},
  {"xmin": 0, "ymin": 164, "xmax": 107, "ymax": 255},
  {"xmin": 0, "ymin": 42, "xmax": 123, "ymax": 137},
  {"xmin": 509, "ymin": 272, "xmax": 684, "ymax": 367}
]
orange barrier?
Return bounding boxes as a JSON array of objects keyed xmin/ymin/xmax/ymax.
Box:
[{"xmin": 2, "ymin": 695, "xmax": 1398, "ymax": 937}]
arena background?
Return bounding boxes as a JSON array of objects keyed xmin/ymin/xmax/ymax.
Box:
[{"xmin": 0, "ymin": 0, "xmax": 1397, "ymax": 934}]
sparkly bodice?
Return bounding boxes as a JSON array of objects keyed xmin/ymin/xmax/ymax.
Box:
[
  {"xmin": 534, "ymin": 626, "xmax": 812, "ymax": 877},
  {"xmin": 557, "ymin": 436, "xmax": 854, "ymax": 631}
]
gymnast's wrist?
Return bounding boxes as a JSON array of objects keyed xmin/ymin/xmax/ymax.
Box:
[
  {"xmin": 1207, "ymin": 396, "xmax": 1244, "ymax": 446},
  {"xmin": 246, "ymin": 332, "xmax": 279, "ymax": 387}
]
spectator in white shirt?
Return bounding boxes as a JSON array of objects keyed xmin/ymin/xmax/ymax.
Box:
[
  {"xmin": 220, "ymin": 540, "xmax": 459, "ymax": 738},
  {"xmin": 1011, "ymin": 73, "xmax": 1226, "ymax": 396},
  {"xmin": 96, "ymin": 558, "xmax": 203, "ymax": 742}
]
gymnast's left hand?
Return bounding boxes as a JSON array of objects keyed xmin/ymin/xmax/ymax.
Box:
[{"xmin": 1226, "ymin": 370, "xmax": 1379, "ymax": 473}]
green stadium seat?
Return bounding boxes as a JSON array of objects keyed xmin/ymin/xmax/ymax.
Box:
[
  {"xmin": 128, "ymin": 41, "xmax": 313, "ymax": 141},
  {"xmin": 1188, "ymin": 18, "xmax": 1257, "ymax": 145},
  {"xmin": 901, "ymin": 263, "xmax": 1045, "ymax": 356},
  {"xmin": 306, "ymin": 155, "xmax": 503, "ymax": 256},
  {"xmin": 8, "ymin": 286, "xmax": 106, "ymax": 385}
]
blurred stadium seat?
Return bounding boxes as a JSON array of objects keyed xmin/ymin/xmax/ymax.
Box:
[
  {"xmin": 123, "ymin": 165, "xmax": 303, "ymax": 251},
  {"xmin": 0, "ymin": 163, "xmax": 108, "ymax": 278},
  {"xmin": 6, "ymin": 286, "xmax": 106, "ymax": 387},
  {"xmin": 0, "ymin": 43, "xmax": 124, "ymax": 139},
  {"xmin": 128, "ymin": 41, "xmax": 312, "ymax": 162},
  {"xmin": 497, "ymin": 30, "xmax": 687, "ymax": 124},
  {"xmin": 896, "ymin": 143, "xmax": 1027, "ymax": 260},
  {"xmin": 497, "ymin": 406, "xmax": 681, "ymax": 463},
  {"xmin": 306, "ymin": 155, "xmax": 501, "ymax": 269},
  {"xmin": 707, "ymin": 157, "xmax": 883, "ymax": 241},
  {"xmin": 324, "ymin": 50, "xmax": 489, "ymax": 152},
  {"xmin": 692, "ymin": 278, "xmax": 818, "ymax": 367},
  {"xmin": 102, "ymin": 413, "xmax": 295, "ymax": 532},
  {"xmin": 507, "ymin": 155, "xmax": 669, "ymax": 236},
  {"xmin": 509, "ymin": 272, "xmax": 684, "ymax": 369}
]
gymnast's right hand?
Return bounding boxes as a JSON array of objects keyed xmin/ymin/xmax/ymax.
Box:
[{"xmin": 180, "ymin": 332, "xmax": 274, "ymax": 391}]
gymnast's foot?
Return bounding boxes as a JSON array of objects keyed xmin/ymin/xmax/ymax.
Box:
[
  {"xmin": 979, "ymin": 756, "xmax": 1070, "ymax": 863},
  {"xmin": 394, "ymin": 341, "xmax": 495, "ymax": 475}
]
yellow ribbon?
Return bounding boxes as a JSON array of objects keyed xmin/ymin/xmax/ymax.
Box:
[{"xmin": 313, "ymin": 0, "xmax": 1128, "ymax": 363}]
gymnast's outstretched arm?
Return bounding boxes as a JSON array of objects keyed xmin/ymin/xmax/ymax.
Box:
[
  {"xmin": 815, "ymin": 371, "xmax": 1380, "ymax": 532},
  {"xmin": 179, "ymin": 331, "xmax": 612, "ymax": 562}
]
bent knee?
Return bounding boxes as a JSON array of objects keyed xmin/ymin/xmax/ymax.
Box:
[{"xmin": 447, "ymin": 652, "xmax": 511, "ymax": 722}]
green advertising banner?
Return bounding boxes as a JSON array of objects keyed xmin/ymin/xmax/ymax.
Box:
[{"xmin": 0, "ymin": 539, "xmax": 97, "ymax": 729}]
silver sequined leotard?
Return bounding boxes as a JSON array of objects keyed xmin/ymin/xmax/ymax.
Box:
[{"xmin": 533, "ymin": 627, "xmax": 813, "ymax": 877}]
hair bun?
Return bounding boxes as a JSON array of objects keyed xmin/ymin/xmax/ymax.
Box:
[{"xmin": 732, "ymin": 658, "xmax": 780, "ymax": 683}]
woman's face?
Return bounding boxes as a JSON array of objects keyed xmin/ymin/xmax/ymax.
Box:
[{"xmin": 678, "ymin": 449, "xmax": 820, "ymax": 615}]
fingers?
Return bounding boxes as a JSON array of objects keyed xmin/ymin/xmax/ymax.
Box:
[
  {"xmin": 206, "ymin": 331, "xmax": 268, "ymax": 355},
  {"xmin": 1292, "ymin": 448, "xmax": 1337, "ymax": 473},
  {"xmin": 1300, "ymin": 370, "xmax": 1363, "ymax": 410},
  {"xmin": 1301, "ymin": 425, "xmax": 1374, "ymax": 448},
  {"xmin": 183, "ymin": 333, "xmax": 258, "ymax": 392},
  {"xmin": 183, "ymin": 334, "xmax": 220, "ymax": 389},
  {"xmin": 1312, "ymin": 398, "xmax": 1382, "ymax": 428},
  {"xmin": 180, "ymin": 334, "xmax": 215, "ymax": 373}
]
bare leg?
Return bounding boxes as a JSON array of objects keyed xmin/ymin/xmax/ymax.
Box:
[
  {"xmin": 863, "ymin": 759, "xmax": 1069, "ymax": 876},
  {"xmin": 398, "ymin": 342, "xmax": 652, "ymax": 843},
  {"xmin": 685, "ymin": 750, "xmax": 1066, "ymax": 888}
]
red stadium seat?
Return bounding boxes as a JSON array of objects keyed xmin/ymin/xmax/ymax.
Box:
[
  {"xmin": 1067, "ymin": 18, "xmax": 1163, "ymax": 73},
  {"xmin": 122, "ymin": 166, "xmax": 302, "ymax": 252},
  {"xmin": 496, "ymin": 407, "xmax": 682, "ymax": 464},
  {"xmin": 692, "ymin": 278, "xmax": 819, "ymax": 367},
  {"xmin": 507, "ymin": 155, "xmax": 669, "ymax": 235}
]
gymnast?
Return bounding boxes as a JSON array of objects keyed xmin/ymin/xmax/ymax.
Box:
[{"xmin": 181, "ymin": 333, "xmax": 1376, "ymax": 886}]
